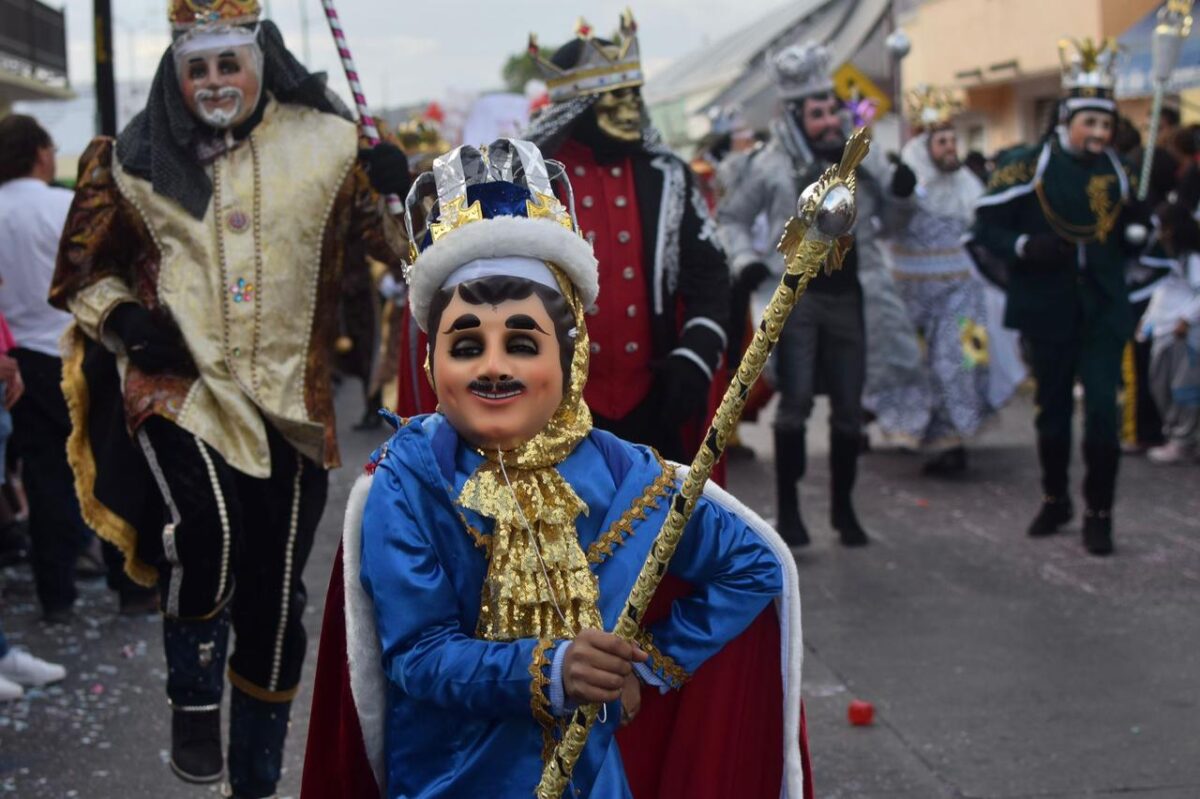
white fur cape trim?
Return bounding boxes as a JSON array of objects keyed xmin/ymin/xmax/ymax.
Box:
[
  {"xmin": 407, "ymin": 216, "xmax": 599, "ymax": 333},
  {"xmin": 341, "ymin": 468, "xmax": 805, "ymax": 797}
]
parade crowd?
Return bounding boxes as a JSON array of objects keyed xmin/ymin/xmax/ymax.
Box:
[{"xmin": 0, "ymin": 2, "xmax": 1197, "ymax": 798}]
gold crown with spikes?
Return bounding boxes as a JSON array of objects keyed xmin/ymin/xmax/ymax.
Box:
[
  {"xmin": 169, "ymin": 0, "xmax": 260, "ymax": 32},
  {"xmin": 529, "ymin": 9, "xmax": 643, "ymax": 103},
  {"xmin": 395, "ymin": 119, "xmax": 449, "ymax": 157},
  {"xmin": 905, "ymin": 85, "xmax": 963, "ymax": 131},
  {"xmin": 1057, "ymin": 37, "xmax": 1119, "ymax": 100}
]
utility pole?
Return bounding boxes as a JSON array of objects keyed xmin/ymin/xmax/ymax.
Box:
[
  {"xmin": 94, "ymin": 0, "xmax": 118, "ymax": 136},
  {"xmin": 299, "ymin": 0, "xmax": 312, "ymax": 65}
]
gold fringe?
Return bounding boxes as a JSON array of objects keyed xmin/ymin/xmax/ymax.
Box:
[
  {"xmin": 228, "ymin": 666, "xmax": 299, "ymax": 703},
  {"xmin": 1121, "ymin": 341, "xmax": 1137, "ymax": 445},
  {"xmin": 586, "ymin": 452, "xmax": 675, "ymax": 565},
  {"xmin": 60, "ymin": 325, "xmax": 157, "ymax": 587},
  {"xmin": 633, "ymin": 629, "xmax": 690, "ymax": 689},
  {"xmin": 528, "ymin": 638, "xmax": 556, "ymax": 763}
]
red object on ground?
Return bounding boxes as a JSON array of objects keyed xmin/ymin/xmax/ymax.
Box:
[{"xmin": 848, "ymin": 700, "xmax": 875, "ymax": 726}]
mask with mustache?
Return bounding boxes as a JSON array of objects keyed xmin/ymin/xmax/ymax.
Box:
[
  {"xmin": 467, "ymin": 378, "xmax": 527, "ymax": 399},
  {"xmin": 192, "ymin": 86, "xmax": 245, "ymax": 129}
]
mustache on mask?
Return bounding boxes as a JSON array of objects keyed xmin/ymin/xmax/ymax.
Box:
[
  {"xmin": 193, "ymin": 86, "xmax": 245, "ymax": 127},
  {"xmin": 468, "ymin": 379, "xmax": 526, "ymax": 395}
]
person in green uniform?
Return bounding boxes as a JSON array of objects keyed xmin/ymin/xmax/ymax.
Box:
[{"xmin": 972, "ymin": 38, "xmax": 1148, "ymax": 556}]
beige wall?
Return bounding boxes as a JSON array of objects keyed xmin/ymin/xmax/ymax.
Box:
[{"xmin": 903, "ymin": 0, "xmax": 1160, "ymax": 152}]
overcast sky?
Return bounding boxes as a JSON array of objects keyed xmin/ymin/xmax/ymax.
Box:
[{"xmin": 58, "ymin": 0, "xmax": 788, "ymax": 108}]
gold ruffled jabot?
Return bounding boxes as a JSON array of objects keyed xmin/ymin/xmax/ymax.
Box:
[{"xmin": 455, "ymin": 265, "xmax": 602, "ymax": 641}]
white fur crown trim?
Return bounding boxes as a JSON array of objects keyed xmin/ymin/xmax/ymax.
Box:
[{"xmin": 408, "ymin": 216, "xmax": 599, "ymax": 333}]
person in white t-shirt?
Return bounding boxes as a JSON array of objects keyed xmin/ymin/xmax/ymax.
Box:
[{"xmin": 0, "ymin": 114, "xmax": 153, "ymax": 622}]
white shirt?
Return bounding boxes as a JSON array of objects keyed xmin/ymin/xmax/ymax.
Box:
[
  {"xmin": 1142, "ymin": 252, "xmax": 1200, "ymax": 343},
  {"xmin": 0, "ymin": 177, "xmax": 76, "ymax": 357}
]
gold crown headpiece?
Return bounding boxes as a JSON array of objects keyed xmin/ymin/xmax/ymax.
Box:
[
  {"xmin": 169, "ymin": 0, "xmax": 260, "ymax": 33},
  {"xmin": 396, "ymin": 119, "xmax": 450, "ymax": 157},
  {"xmin": 528, "ymin": 9, "xmax": 643, "ymax": 103},
  {"xmin": 905, "ymin": 85, "xmax": 962, "ymax": 131},
  {"xmin": 1057, "ymin": 37, "xmax": 1119, "ymax": 100}
]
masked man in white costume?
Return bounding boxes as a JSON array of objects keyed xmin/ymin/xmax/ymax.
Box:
[
  {"xmin": 872, "ymin": 87, "xmax": 1024, "ymax": 475},
  {"xmin": 49, "ymin": 1, "xmax": 409, "ymax": 794}
]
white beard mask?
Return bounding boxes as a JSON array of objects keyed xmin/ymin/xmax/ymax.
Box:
[{"xmin": 193, "ymin": 86, "xmax": 246, "ymax": 129}]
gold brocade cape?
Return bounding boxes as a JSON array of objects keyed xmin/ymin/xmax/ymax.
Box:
[{"xmin": 454, "ymin": 268, "xmax": 605, "ymax": 641}]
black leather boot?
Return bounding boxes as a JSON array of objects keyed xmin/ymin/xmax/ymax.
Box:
[
  {"xmin": 1028, "ymin": 435, "xmax": 1073, "ymax": 537},
  {"xmin": 1027, "ymin": 496, "xmax": 1074, "ymax": 537},
  {"xmin": 774, "ymin": 429, "xmax": 809, "ymax": 547},
  {"xmin": 830, "ymin": 432, "xmax": 869, "ymax": 547},
  {"xmin": 1082, "ymin": 440, "xmax": 1119, "ymax": 557},
  {"xmin": 170, "ymin": 703, "xmax": 224, "ymax": 784},
  {"xmin": 227, "ymin": 687, "xmax": 292, "ymax": 799},
  {"xmin": 164, "ymin": 612, "xmax": 230, "ymax": 784}
]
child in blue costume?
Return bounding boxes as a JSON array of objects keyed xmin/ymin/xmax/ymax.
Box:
[{"xmin": 302, "ymin": 139, "xmax": 810, "ymax": 799}]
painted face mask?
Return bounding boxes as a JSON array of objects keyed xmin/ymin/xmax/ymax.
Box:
[
  {"xmin": 174, "ymin": 27, "xmax": 264, "ymax": 130},
  {"xmin": 593, "ymin": 87, "xmax": 643, "ymax": 143},
  {"xmin": 1066, "ymin": 110, "xmax": 1115, "ymax": 156}
]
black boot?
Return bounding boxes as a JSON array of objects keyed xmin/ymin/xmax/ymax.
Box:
[
  {"xmin": 1082, "ymin": 440, "xmax": 1119, "ymax": 557},
  {"xmin": 170, "ymin": 704, "xmax": 224, "ymax": 784},
  {"xmin": 1082, "ymin": 511, "xmax": 1114, "ymax": 556},
  {"xmin": 1027, "ymin": 435, "xmax": 1073, "ymax": 537},
  {"xmin": 830, "ymin": 432, "xmax": 869, "ymax": 547},
  {"xmin": 164, "ymin": 613, "xmax": 230, "ymax": 784},
  {"xmin": 774, "ymin": 429, "xmax": 810, "ymax": 547},
  {"xmin": 228, "ymin": 687, "xmax": 291, "ymax": 799},
  {"xmin": 1027, "ymin": 496, "xmax": 1073, "ymax": 537},
  {"xmin": 922, "ymin": 445, "xmax": 967, "ymax": 477}
]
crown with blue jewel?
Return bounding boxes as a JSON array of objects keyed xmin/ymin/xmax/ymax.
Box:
[{"xmin": 403, "ymin": 138, "xmax": 599, "ymax": 333}]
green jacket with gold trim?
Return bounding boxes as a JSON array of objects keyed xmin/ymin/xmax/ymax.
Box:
[{"xmin": 972, "ymin": 136, "xmax": 1135, "ymax": 342}]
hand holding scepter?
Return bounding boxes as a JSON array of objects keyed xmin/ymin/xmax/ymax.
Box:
[{"xmin": 534, "ymin": 127, "xmax": 872, "ymax": 799}]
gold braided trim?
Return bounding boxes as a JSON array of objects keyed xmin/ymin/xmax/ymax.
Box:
[
  {"xmin": 1121, "ymin": 340, "xmax": 1137, "ymax": 445},
  {"xmin": 529, "ymin": 638, "xmax": 556, "ymax": 763},
  {"xmin": 228, "ymin": 666, "xmax": 299, "ymax": 703},
  {"xmin": 586, "ymin": 452, "xmax": 676, "ymax": 565},
  {"xmin": 1034, "ymin": 177, "xmax": 1124, "ymax": 245},
  {"xmin": 987, "ymin": 159, "xmax": 1034, "ymax": 191},
  {"xmin": 60, "ymin": 325, "xmax": 158, "ymax": 587},
  {"xmin": 456, "ymin": 508, "xmax": 492, "ymax": 553},
  {"xmin": 634, "ymin": 630, "xmax": 691, "ymax": 689}
]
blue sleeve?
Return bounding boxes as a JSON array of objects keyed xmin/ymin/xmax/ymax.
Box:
[
  {"xmin": 640, "ymin": 495, "xmax": 783, "ymax": 686},
  {"xmin": 359, "ymin": 460, "xmax": 550, "ymax": 719}
]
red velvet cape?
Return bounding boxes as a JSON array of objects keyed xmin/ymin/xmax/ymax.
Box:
[{"xmin": 301, "ymin": 547, "xmax": 813, "ymax": 799}]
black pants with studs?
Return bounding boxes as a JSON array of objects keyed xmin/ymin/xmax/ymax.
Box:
[{"xmin": 137, "ymin": 415, "xmax": 327, "ymax": 704}]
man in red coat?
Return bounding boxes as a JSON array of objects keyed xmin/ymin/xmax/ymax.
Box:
[{"xmin": 523, "ymin": 11, "xmax": 731, "ymax": 463}]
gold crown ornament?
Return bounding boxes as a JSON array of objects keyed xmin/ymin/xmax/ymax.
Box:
[
  {"xmin": 528, "ymin": 9, "xmax": 643, "ymax": 103},
  {"xmin": 169, "ymin": 0, "xmax": 261, "ymax": 33},
  {"xmin": 1058, "ymin": 37, "xmax": 1119, "ymax": 103},
  {"xmin": 905, "ymin": 85, "xmax": 962, "ymax": 131},
  {"xmin": 396, "ymin": 119, "xmax": 450, "ymax": 158}
]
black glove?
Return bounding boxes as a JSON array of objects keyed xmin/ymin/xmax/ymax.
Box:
[
  {"xmin": 359, "ymin": 143, "xmax": 412, "ymax": 197},
  {"xmin": 106, "ymin": 303, "xmax": 193, "ymax": 375},
  {"xmin": 890, "ymin": 160, "xmax": 917, "ymax": 198},
  {"xmin": 1020, "ymin": 232, "xmax": 1074, "ymax": 270},
  {"xmin": 655, "ymin": 354, "xmax": 712, "ymax": 426},
  {"xmin": 734, "ymin": 262, "xmax": 771, "ymax": 295}
]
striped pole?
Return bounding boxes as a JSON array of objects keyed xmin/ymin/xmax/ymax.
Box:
[{"xmin": 319, "ymin": 0, "xmax": 404, "ymax": 215}]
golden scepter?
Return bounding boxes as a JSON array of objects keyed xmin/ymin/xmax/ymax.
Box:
[{"xmin": 535, "ymin": 127, "xmax": 871, "ymax": 798}]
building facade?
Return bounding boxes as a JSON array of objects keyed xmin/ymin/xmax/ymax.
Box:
[{"xmin": 900, "ymin": 0, "xmax": 1158, "ymax": 154}]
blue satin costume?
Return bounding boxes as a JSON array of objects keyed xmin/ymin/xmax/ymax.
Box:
[{"xmin": 359, "ymin": 413, "xmax": 785, "ymax": 798}]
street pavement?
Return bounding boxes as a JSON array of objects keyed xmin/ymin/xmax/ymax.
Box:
[{"xmin": 1, "ymin": 383, "xmax": 1198, "ymax": 798}]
